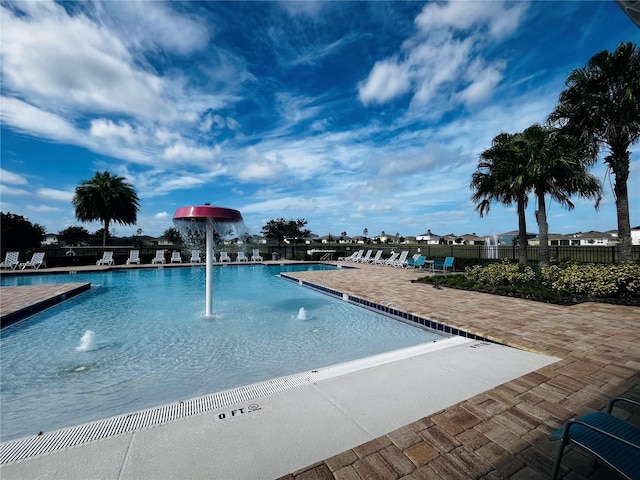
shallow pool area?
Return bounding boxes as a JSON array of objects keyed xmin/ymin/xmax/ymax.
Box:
[{"xmin": 0, "ymin": 264, "xmax": 445, "ymax": 441}]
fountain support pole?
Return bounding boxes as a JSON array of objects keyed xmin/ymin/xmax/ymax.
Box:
[
  {"xmin": 205, "ymin": 220, "xmax": 214, "ymax": 317},
  {"xmin": 173, "ymin": 205, "xmax": 245, "ymax": 317}
]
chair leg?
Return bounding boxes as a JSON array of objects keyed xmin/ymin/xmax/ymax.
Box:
[{"xmin": 550, "ymin": 442, "xmax": 566, "ymax": 480}]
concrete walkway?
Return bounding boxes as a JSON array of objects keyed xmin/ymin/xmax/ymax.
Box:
[{"xmin": 1, "ymin": 262, "xmax": 638, "ymax": 479}]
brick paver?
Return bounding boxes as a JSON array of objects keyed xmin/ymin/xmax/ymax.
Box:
[{"xmin": 283, "ymin": 262, "xmax": 640, "ymax": 480}]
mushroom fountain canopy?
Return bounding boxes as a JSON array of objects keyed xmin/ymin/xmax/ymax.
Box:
[{"xmin": 172, "ymin": 206, "xmax": 249, "ymax": 249}]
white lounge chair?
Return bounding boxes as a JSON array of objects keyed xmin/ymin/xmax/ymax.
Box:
[
  {"xmin": 383, "ymin": 252, "xmax": 399, "ymax": 266},
  {"xmin": 338, "ymin": 251, "xmax": 358, "ymax": 261},
  {"xmin": 367, "ymin": 250, "xmax": 383, "ymax": 264},
  {"xmin": 96, "ymin": 251, "xmax": 114, "ymax": 266},
  {"xmin": 151, "ymin": 250, "xmax": 166, "ymax": 264},
  {"xmin": 358, "ymin": 250, "xmax": 373, "ymax": 263},
  {"xmin": 236, "ymin": 252, "xmax": 248, "ymax": 262},
  {"xmin": 190, "ymin": 250, "xmax": 201, "ymax": 263},
  {"xmin": 219, "ymin": 252, "xmax": 231, "ymax": 262},
  {"xmin": 349, "ymin": 250, "xmax": 364, "ymax": 262},
  {"xmin": 0, "ymin": 251, "xmax": 20, "ymax": 269},
  {"xmin": 170, "ymin": 251, "xmax": 182, "ymax": 263},
  {"xmin": 392, "ymin": 251, "xmax": 409, "ymax": 267},
  {"xmin": 19, "ymin": 252, "xmax": 46, "ymax": 270},
  {"xmin": 126, "ymin": 250, "xmax": 141, "ymax": 265},
  {"xmin": 251, "ymin": 249, "xmax": 263, "ymax": 262}
]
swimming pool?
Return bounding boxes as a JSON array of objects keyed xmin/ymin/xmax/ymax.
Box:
[{"xmin": 0, "ymin": 264, "xmax": 445, "ymax": 441}]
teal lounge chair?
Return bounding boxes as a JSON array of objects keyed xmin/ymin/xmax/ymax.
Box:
[{"xmin": 549, "ymin": 396, "xmax": 640, "ymax": 480}]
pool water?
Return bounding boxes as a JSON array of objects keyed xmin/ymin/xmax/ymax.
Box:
[{"xmin": 0, "ymin": 264, "xmax": 444, "ymax": 441}]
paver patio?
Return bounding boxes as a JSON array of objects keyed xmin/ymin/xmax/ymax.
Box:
[{"xmin": 280, "ymin": 262, "xmax": 640, "ymax": 480}]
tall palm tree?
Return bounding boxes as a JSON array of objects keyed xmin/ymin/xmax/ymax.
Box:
[
  {"xmin": 514, "ymin": 124, "xmax": 602, "ymax": 267},
  {"xmin": 73, "ymin": 171, "xmax": 140, "ymax": 247},
  {"xmin": 549, "ymin": 42, "xmax": 640, "ymax": 262},
  {"xmin": 471, "ymin": 132, "xmax": 531, "ymax": 264}
]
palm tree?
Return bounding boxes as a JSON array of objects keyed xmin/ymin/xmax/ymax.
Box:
[
  {"xmin": 471, "ymin": 132, "xmax": 531, "ymax": 264},
  {"xmin": 549, "ymin": 42, "xmax": 640, "ymax": 262},
  {"xmin": 514, "ymin": 124, "xmax": 601, "ymax": 267},
  {"xmin": 73, "ymin": 171, "xmax": 140, "ymax": 247}
]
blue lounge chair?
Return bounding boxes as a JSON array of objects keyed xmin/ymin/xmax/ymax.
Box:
[
  {"xmin": 431, "ymin": 257, "xmax": 454, "ymax": 273},
  {"xmin": 406, "ymin": 255, "xmax": 426, "ymax": 269},
  {"xmin": 549, "ymin": 396, "xmax": 640, "ymax": 480}
]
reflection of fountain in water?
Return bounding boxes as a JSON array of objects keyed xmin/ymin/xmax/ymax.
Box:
[
  {"xmin": 173, "ymin": 206, "xmax": 249, "ymax": 317},
  {"xmin": 296, "ymin": 307, "xmax": 308, "ymax": 320},
  {"xmin": 76, "ymin": 330, "xmax": 95, "ymax": 352}
]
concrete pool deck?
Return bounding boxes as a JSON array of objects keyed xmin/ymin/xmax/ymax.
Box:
[{"xmin": 1, "ymin": 261, "xmax": 639, "ymax": 479}]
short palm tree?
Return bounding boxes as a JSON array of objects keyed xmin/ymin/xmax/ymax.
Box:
[
  {"xmin": 514, "ymin": 124, "xmax": 601, "ymax": 267},
  {"xmin": 549, "ymin": 42, "xmax": 640, "ymax": 262},
  {"xmin": 471, "ymin": 132, "xmax": 530, "ymax": 264},
  {"xmin": 73, "ymin": 171, "xmax": 140, "ymax": 247}
]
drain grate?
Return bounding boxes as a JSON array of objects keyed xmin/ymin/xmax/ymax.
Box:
[{"xmin": 0, "ymin": 370, "xmax": 317, "ymax": 464}]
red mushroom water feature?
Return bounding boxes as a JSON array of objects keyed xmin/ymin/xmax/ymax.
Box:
[{"xmin": 173, "ymin": 205, "xmax": 248, "ymax": 316}]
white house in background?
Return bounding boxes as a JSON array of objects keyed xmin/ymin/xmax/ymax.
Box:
[
  {"xmin": 41, "ymin": 233, "xmax": 59, "ymax": 245},
  {"xmin": 572, "ymin": 231, "xmax": 618, "ymax": 246},
  {"xmin": 416, "ymin": 230, "xmax": 441, "ymax": 244},
  {"xmin": 631, "ymin": 226, "xmax": 640, "ymax": 245}
]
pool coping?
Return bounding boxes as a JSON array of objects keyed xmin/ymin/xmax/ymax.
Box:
[{"xmin": 0, "ymin": 283, "xmax": 92, "ymax": 329}]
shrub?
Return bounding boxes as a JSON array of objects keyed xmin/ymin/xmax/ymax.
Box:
[
  {"xmin": 542, "ymin": 262, "xmax": 640, "ymax": 297},
  {"xmin": 464, "ymin": 260, "xmax": 536, "ymax": 287}
]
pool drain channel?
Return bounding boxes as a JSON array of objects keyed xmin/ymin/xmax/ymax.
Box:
[{"xmin": 0, "ymin": 369, "xmax": 317, "ymax": 464}]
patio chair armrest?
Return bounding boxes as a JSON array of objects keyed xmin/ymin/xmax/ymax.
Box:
[
  {"xmin": 558, "ymin": 416, "xmax": 640, "ymax": 451},
  {"xmin": 606, "ymin": 396, "xmax": 640, "ymax": 414}
]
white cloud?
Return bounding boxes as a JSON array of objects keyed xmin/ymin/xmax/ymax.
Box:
[
  {"xmin": 154, "ymin": 212, "xmax": 170, "ymax": 220},
  {"xmin": 358, "ymin": 59, "xmax": 411, "ymax": 105},
  {"xmin": 36, "ymin": 188, "xmax": 74, "ymax": 202},
  {"xmin": 0, "ymin": 169, "xmax": 28, "ymax": 185},
  {"xmin": 1, "ymin": 1, "xmax": 168, "ymax": 119},
  {"xmin": 0, "ymin": 97, "xmax": 79, "ymax": 142},
  {"xmin": 358, "ymin": 0, "xmax": 526, "ymax": 110},
  {"xmin": 414, "ymin": 1, "xmax": 527, "ymax": 40},
  {"xmin": 162, "ymin": 143, "xmax": 219, "ymax": 163},
  {"xmin": 27, "ymin": 204, "xmax": 60, "ymax": 212},
  {"xmin": 96, "ymin": 1, "xmax": 209, "ymax": 56},
  {"xmin": 0, "ymin": 184, "xmax": 29, "ymax": 196}
]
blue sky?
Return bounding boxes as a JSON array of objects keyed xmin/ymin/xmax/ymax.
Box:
[{"xmin": 1, "ymin": 1, "xmax": 639, "ymax": 239}]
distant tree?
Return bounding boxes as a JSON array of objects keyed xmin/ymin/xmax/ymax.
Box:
[
  {"xmin": 0, "ymin": 212, "xmax": 46, "ymax": 255},
  {"xmin": 549, "ymin": 41, "xmax": 640, "ymax": 262},
  {"xmin": 58, "ymin": 226, "xmax": 90, "ymax": 246},
  {"xmin": 261, "ymin": 218, "xmax": 310, "ymax": 259},
  {"xmin": 163, "ymin": 227, "xmax": 183, "ymax": 245},
  {"xmin": 73, "ymin": 171, "xmax": 140, "ymax": 247},
  {"xmin": 261, "ymin": 218, "xmax": 289, "ymax": 246}
]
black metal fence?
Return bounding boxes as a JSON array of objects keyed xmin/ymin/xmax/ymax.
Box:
[{"xmin": 24, "ymin": 243, "xmax": 640, "ymax": 268}]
